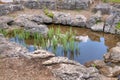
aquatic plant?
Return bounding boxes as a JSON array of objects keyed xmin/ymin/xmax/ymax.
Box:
[
  {"xmin": 0, "ymin": 29, "xmax": 8, "ymax": 36},
  {"xmin": 69, "ymin": 38, "xmax": 75, "ymax": 52}
]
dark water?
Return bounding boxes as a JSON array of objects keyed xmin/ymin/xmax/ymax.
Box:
[{"xmin": 9, "ymin": 25, "xmax": 120, "ymax": 64}]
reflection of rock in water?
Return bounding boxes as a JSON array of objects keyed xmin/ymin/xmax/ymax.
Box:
[
  {"xmin": 88, "ymin": 33, "xmax": 101, "ymax": 42},
  {"xmin": 104, "ymin": 34, "xmax": 120, "ymax": 48},
  {"xmin": 75, "ymin": 36, "xmax": 89, "ymax": 42}
]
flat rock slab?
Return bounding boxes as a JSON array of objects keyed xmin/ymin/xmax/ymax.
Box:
[
  {"xmin": 42, "ymin": 57, "xmax": 80, "ymax": 66},
  {"xmin": 26, "ymin": 50, "xmax": 55, "ymax": 59}
]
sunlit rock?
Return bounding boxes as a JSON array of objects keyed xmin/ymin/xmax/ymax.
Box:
[{"xmin": 26, "ymin": 50, "xmax": 55, "ymax": 59}]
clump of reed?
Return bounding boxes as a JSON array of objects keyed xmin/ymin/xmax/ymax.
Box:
[{"xmin": 0, "ymin": 26, "xmax": 78, "ymax": 54}]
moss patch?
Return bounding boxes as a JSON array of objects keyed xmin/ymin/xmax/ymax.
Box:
[{"xmin": 116, "ymin": 22, "xmax": 120, "ymax": 30}]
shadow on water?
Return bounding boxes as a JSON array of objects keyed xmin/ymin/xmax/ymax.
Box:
[{"xmin": 9, "ymin": 25, "xmax": 120, "ymax": 64}]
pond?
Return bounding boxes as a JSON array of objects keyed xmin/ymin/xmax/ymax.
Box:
[{"xmin": 9, "ymin": 25, "xmax": 120, "ymax": 64}]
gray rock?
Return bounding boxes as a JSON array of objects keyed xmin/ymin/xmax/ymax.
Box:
[
  {"xmin": 24, "ymin": 0, "xmax": 92, "ymax": 10},
  {"xmin": 26, "ymin": 50, "xmax": 55, "ymax": 59},
  {"xmin": 75, "ymin": 0, "xmax": 90, "ymax": 10},
  {"xmin": 93, "ymin": 3, "xmax": 112, "ymax": 14},
  {"xmin": 0, "ymin": 16, "xmax": 14, "ymax": 29},
  {"xmin": 42, "ymin": 57, "xmax": 80, "ymax": 66},
  {"xmin": 31, "ymin": 14, "xmax": 53, "ymax": 24},
  {"xmin": 104, "ymin": 10, "xmax": 120, "ymax": 34},
  {"xmin": 91, "ymin": 22, "xmax": 104, "ymax": 31},
  {"xmin": 52, "ymin": 63, "xmax": 115, "ymax": 80},
  {"xmin": 25, "ymin": 24, "xmax": 49, "ymax": 35},
  {"xmin": 68, "ymin": 15, "xmax": 87, "ymax": 27},
  {"xmin": 53, "ymin": 12, "xmax": 86, "ymax": 27},
  {"xmin": 104, "ymin": 46, "xmax": 120, "ymax": 63},
  {"xmin": 112, "ymin": 4, "xmax": 120, "ymax": 9},
  {"xmin": 0, "ymin": 36, "xmax": 28, "ymax": 58},
  {"xmin": 86, "ymin": 11, "xmax": 102, "ymax": 28},
  {"xmin": 14, "ymin": 15, "xmax": 49, "ymax": 35},
  {"xmin": 0, "ymin": 4, "xmax": 24, "ymax": 16},
  {"xmin": 109, "ymin": 66, "xmax": 120, "ymax": 77},
  {"xmin": 24, "ymin": 0, "xmax": 40, "ymax": 9},
  {"xmin": 38, "ymin": 0, "xmax": 56, "ymax": 10},
  {"xmin": 53, "ymin": 12, "xmax": 71, "ymax": 25}
]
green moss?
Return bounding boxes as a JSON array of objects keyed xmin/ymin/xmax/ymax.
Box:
[
  {"xmin": 96, "ymin": 20, "xmax": 102, "ymax": 24},
  {"xmin": 44, "ymin": 8, "xmax": 54, "ymax": 18},
  {"xmin": 116, "ymin": 22, "xmax": 120, "ymax": 30},
  {"xmin": 102, "ymin": 0, "xmax": 108, "ymax": 3},
  {"xmin": 110, "ymin": 0, "xmax": 120, "ymax": 3}
]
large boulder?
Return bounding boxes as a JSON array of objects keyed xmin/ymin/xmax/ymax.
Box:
[{"xmin": 0, "ymin": 4, "xmax": 24, "ymax": 16}]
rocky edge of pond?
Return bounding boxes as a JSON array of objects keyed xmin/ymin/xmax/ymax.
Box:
[
  {"xmin": 0, "ymin": 0, "xmax": 120, "ymax": 80},
  {"xmin": 0, "ymin": 34, "xmax": 119, "ymax": 80},
  {"xmin": 0, "ymin": 0, "xmax": 120, "ymax": 34}
]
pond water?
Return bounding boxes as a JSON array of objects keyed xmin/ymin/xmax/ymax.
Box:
[{"xmin": 9, "ymin": 25, "xmax": 120, "ymax": 64}]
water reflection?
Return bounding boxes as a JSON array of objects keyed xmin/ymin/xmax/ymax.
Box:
[{"xmin": 9, "ymin": 35, "xmax": 108, "ymax": 64}]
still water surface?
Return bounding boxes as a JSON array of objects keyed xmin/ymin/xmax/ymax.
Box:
[{"xmin": 10, "ymin": 25, "xmax": 120, "ymax": 64}]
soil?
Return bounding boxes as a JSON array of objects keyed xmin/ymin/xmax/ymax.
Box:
[{"xmin": 0, "ymin": 57, "xmax": 57, "ymax": 80}]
